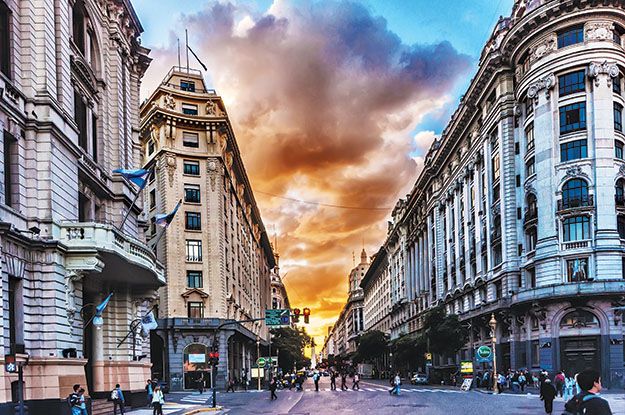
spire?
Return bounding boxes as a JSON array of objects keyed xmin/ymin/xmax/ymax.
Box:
[{"xmin": 360, "ymin": 248, "xmax": 367, "ymax": 264}]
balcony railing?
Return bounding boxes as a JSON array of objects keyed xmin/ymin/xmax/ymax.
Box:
[
  {"xmin": 491, "ymin": 228, "xmax": 502, "ymax": 242},
  {"xmin": 524, "ymin": 207, "xmax": 538, "ymax": 224},
  {"xmin": 561, "ymin": 240, "xmax": 590, "ymax": 250},
  {"xmin": 557, "ymin": 195, "xmax": 594, "ymax": 211}
]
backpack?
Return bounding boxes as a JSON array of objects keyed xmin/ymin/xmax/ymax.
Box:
[
  {"xmin": 110, "ymin": 389, "xmax": 119, "ymax": 401},
  {"xmin": 67, "ymin": 393, "xmax": 79, "ymax": 407},
  {"xmin": 563, "ymin": 393, "xmax": 599, "ymax": 415}
]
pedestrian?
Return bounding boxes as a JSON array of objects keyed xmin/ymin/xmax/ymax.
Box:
[
  {"xmin": 111, "ymin": 383, "xmax": 125, "ymax": 415},
  {"xmin": 313, "ymin": 371, "xmax": 320, "ymax": 392},
  {"xmin": 563, "ymin": 372, "xmax": 575, "ymax": 402},
  {"xmin": 341, "ymin": 372, "xmax": 348, "ymax": 391},
  {"xmin": 269, "ymin": 377, "xmax": 278, "ymax": 400},
  {"xmin": 78, "ymin": 388, "xmax": 87, "ymax": 415},
  {"xmin": 145, "ymin": 379, "xmax": 153, "ymax": 407},
  {"xmin": 330, "ymin": 370, "xmax": 337, "ymax": 391},
  {"xmin": 564, "ymin": 369, "xmax": 613, "ymax": 415},
  {"xmin": 151, "ymin": 386, "xmax": 164, "ymax": 415},
  {"xmin": 518, "ymin": 371, "xmax": 526, "ymax": 393},
  {"xmin": 352, "ymin": 373, "xmax": 360, "ymax": 390},
  {"xmin": 197, "ymin": 372, "xmax": 204, "ymax": 394},
  {"xmin": 554, "ymin": 370, "xmax": 565, "ymax": 398},
  {"xmin": 540, "ymin": 378, "xmax": 556, "ymax": 414},
  {"xmin": 476, "ymin": 371, "xmax": 482, "ymax": 388},
  {"xmin": 68, "ymin": 384, "xmax": 81, "ymax": 415},
  {"xmin": 393, "ymin": 372, "xmax": 401, "ymax": 395},
  {"xmin": 226, "ymin": 377, "xmax": 236, "ymax": 393},
  {"xmin": 497, "ymin": 372, "xmax": 506, "ymax": 394}
]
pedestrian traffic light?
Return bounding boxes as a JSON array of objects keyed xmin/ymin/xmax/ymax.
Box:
[
  {"xmin": 303, "ymin": 307, "xmax": 310, "ymax": 324},
  {"xmin": 292, "ymin": 308, "xmax": 301, "ymax": 323}
]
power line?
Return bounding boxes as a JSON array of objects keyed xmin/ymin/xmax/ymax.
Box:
[{"xmin": 255, "ymin": 190, "xmax": 392, "ymax": 211}]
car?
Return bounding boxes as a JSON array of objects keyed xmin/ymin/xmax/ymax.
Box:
[{"xmin": 410, "ymin": 373, "xmax": 429, "ymax": 385}]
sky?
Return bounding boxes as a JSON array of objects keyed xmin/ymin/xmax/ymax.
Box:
[{"xmin": 133, "ymin": 0, "xmax": 514, "ymax": 347}]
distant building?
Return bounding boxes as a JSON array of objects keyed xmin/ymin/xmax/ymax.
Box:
[
  {"xmin": 271, "ymin": 251, "xmax": 290, "ymax": 311},
  {"xmin": 140, "ymin": 67, "xmax": 275, "ymax": 390},
  {"xmin": 361, "ymin": 248, "xmax": 391, "ymax": 335}
]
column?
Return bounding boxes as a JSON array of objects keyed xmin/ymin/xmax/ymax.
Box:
[
  {"xmin": 92, "ymin": 292, "xmax": 104, "ymax": 392},
  {"xmin": 435, "ymin": 205, "xmax": 445, "ymax": 298}
]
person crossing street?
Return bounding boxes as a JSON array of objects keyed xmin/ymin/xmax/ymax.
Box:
[
  {"xmin": 269, "ymin": 377, "xmax": 278, "ymax": 401},
  {"xmin": 352, "ymin": 373, "xmax": 360, "ymax": 390}
]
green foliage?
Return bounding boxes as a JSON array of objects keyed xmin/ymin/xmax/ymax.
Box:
[
  {"xmin": 391, "ymin": 333, "xmax": 427, "ymax": 369},
  {"xmin": 355, "ymin": 330, "xmax": 388, "ymax": 363},
  {"xmin": 423, "ymin": 306, "xmax": 468, "ymax": 356},
  {"xmin": 270, "ymin": 327, "xmax": 311, "ymax": 372}
]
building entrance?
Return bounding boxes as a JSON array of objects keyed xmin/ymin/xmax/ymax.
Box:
[{"xmin": 560, "ymin": 336, "xmax": 600, "ymax": 376}]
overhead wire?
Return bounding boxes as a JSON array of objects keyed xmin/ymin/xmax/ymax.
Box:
[{"xmin": 255, "ymin": 190, "xmax": 392, "ymax": 211}]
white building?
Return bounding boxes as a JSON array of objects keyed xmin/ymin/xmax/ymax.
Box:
[
  {"xmin": 361, "ymin": 248, "xmax": 391, "ymax": 335},
  {"xmin": 363, "ymin": 0, "xmax": 625, "ymax": 387}
]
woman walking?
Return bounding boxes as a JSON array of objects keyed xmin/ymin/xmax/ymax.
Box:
[
  {"xmin": 151, "ymin": 386, "xmax": 164, "ymax": 415},
  {"xmin": 563, "ymin": 373, "xmax": 575, "ymax": 402}
]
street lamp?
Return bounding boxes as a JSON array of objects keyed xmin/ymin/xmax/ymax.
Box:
[
  {"xmin": 80, "ymin": 303, "xmax": 105, "ymax": 329},
  {"xmin": 256, "ymin": 336, "xmax": 261, "ymax": 391},
  {"xmin": 489, "ymin": 313, "xmax": 498, "ymax": 394}
]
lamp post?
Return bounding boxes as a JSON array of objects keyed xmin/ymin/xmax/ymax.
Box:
[
  {"xmin": 79, "ymin": 303, "xmax": 105, "ymax": 329},
  {"xmin": 256, "ymin": 336, "xmax": 261, "ymax": 391},
  {"xmin": 489, "ymin": 313, "xmax": 498, "ymax": 394}
]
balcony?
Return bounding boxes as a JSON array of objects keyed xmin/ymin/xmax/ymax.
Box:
[
  {"xmin": 514, "ymin": 281, "xmax": 625, "ymax": 305},
  {"xmin": 56, "ymin": 222, "xmax": 165, "ymax": 286},
  {"xmin": 490, "ymin": 228, "xmax": 502, "ymax": 242},
  {"xmin": 561, "ymin": 240, "xmax": 590, "ymax": 250},
  {"xmin": 557, "ymin": 195, "xmax": 594, "ymax": 212},
  {"xmin": 616, "ymin": 194, "xmax": 625, "ymax": 208},
  {"xmin": 524, "ymin": 207, "xmax": 538, "ymax": 226}
]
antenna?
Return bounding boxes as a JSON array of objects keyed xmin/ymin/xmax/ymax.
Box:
[
  {"xmin": 185, "ymin": 29, "xmax": 189, "ymax": 74},
  {"xmin": 352, "ymin": 251, "xmax": 355, "ymax": 267},
  {"xmin": 177, "ymin": 38, "xmax": 181, "ymax": 68}
]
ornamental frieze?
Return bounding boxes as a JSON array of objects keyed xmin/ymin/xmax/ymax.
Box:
[
  {"xmin": 530, "ymin": 34, "xmax": 556, "ymax": 61},
  {"xmin": 527, "ymin": 73, "xmax": 555, "ymax": 103},
  {"xmin": 585, "ymin": 21, "xmax": 614, "ymax": 42}
]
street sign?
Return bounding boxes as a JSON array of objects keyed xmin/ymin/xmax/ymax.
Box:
[
  {"xmin": 460, "ymin": 378, "xmax": 473, "ymax": 391},
  {"xmin": 257, "ymin": 357, "xmax": 266, "ymax": 368},
  {"xmin": 4, "ymin": 355, "xmax": 16, "ymax": 373},
  {"xmin": 265, "ymin": 309, "xmax": 290, "ymax": 327},
  {"xmin": 476, "ymin": 345, "xmax": 493, "ymax": 363},
  {"xmin": 460, "ymin": 361, "xmax": 473, "ymax": 374}
]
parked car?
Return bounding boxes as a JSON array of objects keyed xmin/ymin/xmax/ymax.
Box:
[{"xmin": 411, "ymin": 373, "xmax": 429, "ymax": 385}]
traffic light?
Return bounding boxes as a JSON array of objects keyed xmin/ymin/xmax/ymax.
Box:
[
  {"xmin": 208, "ymin": 351, "xmax": 220, "ymax": 366},
  {"xmin": 292, "ymin": 308, "xmax": 301, "ymax": 323},
  {"xmin": 303, "ymin": 307, "xmax": 311, "ymax": 324}
]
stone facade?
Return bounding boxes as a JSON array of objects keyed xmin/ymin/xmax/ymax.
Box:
[
  {"xmin": 361, "ymin": 248, "xmax": 391, "ymax": 335},
  {"xmin": 0, "ymin": 0, "xmax": 161, "ymax": 412},
  {"xmin": 361, "ymin": 0, "xmax": 625, "ymax": 388},
  {"xmin": 139, "ymin": 67, "xmax": 275, "ymax": 390}
]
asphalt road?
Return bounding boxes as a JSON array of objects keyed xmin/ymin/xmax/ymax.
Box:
[{"xmin": 128, "ymin": 376, "xmax": 625, "ymax": 415}]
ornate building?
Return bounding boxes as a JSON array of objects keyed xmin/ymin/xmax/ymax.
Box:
[
  {"xmin": 271, "ymin": 250, "xmax": 290, "ymax": 311},
  {"xmin": 363, "ymin": 0, "xmax": 625, "ymax": 387},
  {"xmin": 361, "ymin": 248, "xmax": 391, "ymax": 335},
  {"xmin": 139, "ymin": 67, "xmax": 274, "ymax": 390},
  {"xmin": 0, "ymin": 0, "xmax": 159, "ymax": 412}
]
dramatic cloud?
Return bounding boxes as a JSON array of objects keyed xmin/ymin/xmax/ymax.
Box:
[{"xmin": 141, "ymin": 0, "xmax": 471, "ymax": 344}]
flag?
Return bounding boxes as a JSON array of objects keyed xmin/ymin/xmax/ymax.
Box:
[
  {"xmin": 113, "ymin": 168, "xmax": 151, "ymax": 190},
  {"xmin": 96, "ymin": 292, "xmax": 114, "ymax": 314},
  {"xmin": 187, "ymin": 45, "xmax": 207, "ymax": 71},
  {"xmin": 141, "ymin": 311, "xmax": 158, "ymax": 337},
  {"xmin": 155, "ymin": 199, "xmax": 182, "ymax": 227}
]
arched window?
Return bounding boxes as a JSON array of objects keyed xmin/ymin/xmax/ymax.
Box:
[
  {"xmin": 616, "ymin": 178, "xmax": 625, "ymax": 206},
  {"xmin": 72, "ymin": 0, "xmax": 86, "ymax": 53},
  {"xmin": 526, "ymin": 226, "xmax": 537, "ymax": 252},
  {"xmin": 526, "ymin": 193, "xmax": 537, "ymax": 219},
  {"xmin": 559, "ymin": 310, "xmax": 599, "ymax": 329},
  {"xmin": 562, "ymin": 178, "xmax": 589, "ymax": 208}
]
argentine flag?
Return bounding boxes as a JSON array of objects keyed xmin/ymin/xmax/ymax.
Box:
[
  {"xmin": 155, "ymin": 199, "xmax": 182, "ymax": 227},
  {"xmin": 112, "ymin": 168, "xmax": 151, "ymax": 190}
]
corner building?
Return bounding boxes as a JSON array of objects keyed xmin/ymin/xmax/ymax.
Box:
[
  {"xmin": 0, "ymin": 0, "xmax": 161, "ymax": 412},
  {"xmin": 378, "ymin": 0, "xmax": 625, "ymax": 387},
  {"xmin": 140, "ymin": 67, "xmax": 274, "ymax": 390}
]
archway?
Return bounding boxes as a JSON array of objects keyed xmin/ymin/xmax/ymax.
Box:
[
  {"xmin": 183, "ymin": 343, "xmax": 210, "ymax": 390},
  {"xmin": 558, "ymin": 309, "xmax": 600, "ymax": 377}
]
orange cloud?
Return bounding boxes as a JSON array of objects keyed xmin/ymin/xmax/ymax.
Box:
[{"xmin": 140, "ymin": 0, "xmax": 471, "ymax": 344}]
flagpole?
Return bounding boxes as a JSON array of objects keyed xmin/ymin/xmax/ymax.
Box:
[
  {"xmin": 152, "ymin": 226, "xmax": 167, "ymax": 255},
  {"xmin": 185, "ymin": 29, "xmax": 189, "ymax": 74},
  {"xmin": 177, "ymin": 38, "xmax": 181, "ymax": 69},
  {"xmin": 118, "ymin": 188, "xmax": 142, "ymax": 231}
]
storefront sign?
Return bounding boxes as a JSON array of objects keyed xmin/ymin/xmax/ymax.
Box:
[
  {"xmin": 476, "ymin": 345, "xmax": 493, "ymax": 363},
  {"xmin": 460, "ymin": 361, "xmax": 473, "ymax": 374},
  {"xmin": 188, "ymin": 353, "xmax": 206, "ymax": 363}
]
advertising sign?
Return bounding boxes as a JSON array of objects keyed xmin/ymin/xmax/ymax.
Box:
[
  {"xmin": 460, "ymin": 361, "xmax": 474, "ymax": 374},
  {"xmin": 188, "ymin": 353, "xmax": 206, "ymax": 364},
  {"xmin": 476, "ymin": 345, "xmax": 493, "ymax": 363}
]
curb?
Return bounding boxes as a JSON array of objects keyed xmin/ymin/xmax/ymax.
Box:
[{"xmin": 184, "ymin": 407, "xmax": 223, "ymax": 414}]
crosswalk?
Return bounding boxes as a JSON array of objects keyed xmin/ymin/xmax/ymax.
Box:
[{"xmin": 128, "ymin": 402, "xmax": 195, "ymax": 415}]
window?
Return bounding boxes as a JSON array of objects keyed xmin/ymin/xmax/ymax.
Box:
[
  {"xmin": 616, "ymin": 179, "xmax": 625, "ymax": 206},
  {"xmin": 526, "ymin": 95, "xmax": 533, "ymax": 117},
  {"xmin": 525, "ymin": 157, "xmax": 535, "ymax": 176},
  {"xmin": 559, "ymin": 102, "xmax": 587, "ymax": 134},
  {"xmin": 560, "ymin": 139, "xmax": 587, "ymax": 162},
  {"xmin": 148, "ymin": 140, "xmax": 155, "ymax": 155},
  {"xmin": 557, "ymin": 25, "xmax": 584, "ymax": 48},
  {"xmin": 187, "ymin": 302, "xmax": 204, "ymax": 319},
  {"xmin": 527, "ymin": 193, "xmax": 538, "ymax": 218},
  {"xmin": 187, "ymin": 270, "xmax": 203, "ymax": 288},
  {"xmin": 183, "ymin": 160, "xmax": 200, "ymax": 175},
  {"xmin": 72, "ymin": 0, "xmax": 86, "ymax": 53},
  {"xmin": 185, "ymin": 212, "xmax": 201, "ymax": 230},
  {"xmin": 614, "ymin": 75, "xmax": 622, "ymax": 95},
  {"xmin": 527, "ymin": 227, "xmax": 537, "ymax": 252},
  {"xmin": 3, "ymin": 130, "xmax": 16, "ymax": 208},
  {"xmin": 614, "ymin": 26, "xmax": 623, "ymax": 45},
  {"xmin": 615, "ymin": 103, "xmax": 623, "ymax": 132},
  {"xmin": 563, "ymin": 216, "xmax": 590, "ymax": 241},
  {"xmin": 527, "ymin": 267, "xmax": 536, "ymax": 289},
  {"xmin": 184, "ymin": 184, "xmax": 201, "ymax": 203},
  {"xmin": 562, "ymin": 178, "xmax": 589, "ymax": 209},
  {"xmin": 182, "ymin": 131, "xmax": 199, "ymax": 148},
  {"xmin": 74, "ymin": 91, "xmax": 88, "ymax": 152},
  {"xmin": 185, "ymin": 240, "xmax": 202, "ymax": 262},
  {"xmin": 617, "ymin": 140, "xmax": 624, "ymax": 159},
  {"xmin": 491, "ymin": 154, "xmax": 500, "ymax": 182},
  {"xmin": 558, "ymin": 70, "xmax": 585, "ymax": 96},
  {"xmin": 526, "ymin": 123, "xmax": 534, "ymax": 152},
  {"xmin": 180, "ymin": 80, "xmax": 195, "ymax": 92},
  {"xmin": 566, "ymin": 259, "xmax": 589, "ymax": 282},
  {"xmin": 149, "ymin": 189, "xmax": 156, "ymax": 209},
  {"xmin": 531, "ymin": 340, "xmax": 540, "ymax": 367},
  {"xmin": 182, "ymin": 103, "xmax": 198, "ymax": 115},
  {"xmin": 619, "ymin": 215, "xmax": 625, "ymax": 239},
  {"xmin": 0, "ymin": 2, "xmax": 9, "ymax": 78}
]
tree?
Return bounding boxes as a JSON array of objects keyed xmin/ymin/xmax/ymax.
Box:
[
  {"xmin": 423, "ymin": 306, "xmax": 468, "ymax": 357},
  {"xmin": 270, "ymin": 327, "xmax": 311, "ymax": 372},
  {"xmin": 391, "ymin": 333, "xmax": 427, "ymax": 371},
  {"xmin": 355, "ymin": 330, "xmax": 388, "ymax": 363}
]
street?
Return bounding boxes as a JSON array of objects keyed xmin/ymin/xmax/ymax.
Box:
[{"xmin": 128, "ymin": 377, "xmax": 625, "ymax": 414}]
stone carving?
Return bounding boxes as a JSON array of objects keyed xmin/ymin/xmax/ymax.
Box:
[
  {"xmin": 585, "ymin": 21, "xmax": 614, "ymax": 42},
  {"xmin": 562, "ymin": 165, "xmax": 590, "ymax": 183},
  {"xmin": 65, "ymin": 270, "xmax": 84, "ymax": 326},
  {"xmin": 527, "ymin": 0, "xmax": 541, "ymax": 12},
  {"xmin": 524, "ymin": 182, "xmax": 536, "ymax": 194},
  {"xmin": 163, "ymin": 94, "xmax": 175, "ymax": 110},
  {"xmin": 588, "ymin": 61, "xmax": 619, "ymax": 87},
  {"xmin": 530, "ymin": 34, "xmax": 556, "ymax": 61},
  {"xmin": 527, "ymin": 73, "xmax": 555, "ymax": 103},
  {"xmin": 619, "ymin": 164, "xmax": 625, "ymax": 177},
  {"xmin": 206, "ymin": 100, "xmax": 221, "ymax": 116},
  {"xmin": 166, "ymin": 154, "xmax": 176, "ymax": 186},
  {"xmin": 513, "ymin": 103, "xmax": 522, "ymax": 118}
]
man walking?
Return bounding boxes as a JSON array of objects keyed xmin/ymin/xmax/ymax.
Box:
[
  {"xmin": 269, "ymin": 377, "xmax": 278, "ymax": 401},
  {"xmin": 145, "ymin": 379, "xmax": 153, "ymax": 408},
  {"xmin": 111, "ymin": 384, "xmax": 125, "ymax": 415},
  {"xmin": 330, "ymin": 370, "xmax": 337, "ymax": 391},
  {"xmin": 554, "ymin": 371, "xmax": 565, "ymax": 398},
  {"xmin": 68, "ymin": 384, "xmax": 81, "ymax": 415},
  {"xmin": 313, "ymin": 371, "xmax": 320, "ymax": 391},
  {"xmin": 340, "ymin": 372, "xmax": 348, "ymax": 391},
  {"xmin": 226, "ymin": 377, "xmax": 236, "ymax": 393},
  {"xmin": 564, "ymin": 369, "xmax": 613, "ymax": 415},
  {"xmin": 352, "ymin": 373, "xmax": 360, "ymax": 390},
  {"xmin": 540, "ymin": 378, "xmax": 556, "ymax": 414}
]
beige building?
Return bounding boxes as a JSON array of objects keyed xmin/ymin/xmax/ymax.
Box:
[
  {"xmin": 0, "ymin": 0, "xmax": 161, "ymax": 412},
  {"xmin": 271, "ymin": 251, "xmax": 290, "ymax": 311},
  {"xmin": 140, "ymin": 67, "xmax": 275, "ymax": 390},
  {"xmin": 361, "ymin": 248, "xmax": 391, "ymax": 335}
]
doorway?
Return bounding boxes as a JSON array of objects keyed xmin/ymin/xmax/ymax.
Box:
[{"xmin": 560, "ymin": 336, "xmax": 600, "ymax": 376}]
